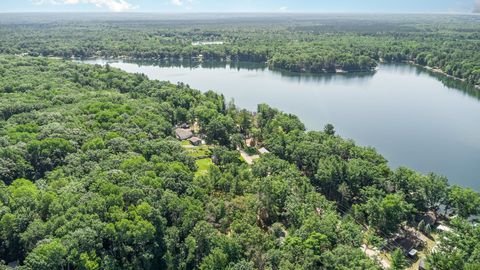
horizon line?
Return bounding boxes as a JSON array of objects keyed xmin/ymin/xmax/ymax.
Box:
[{"xmin": 0, "ymin": 11, "xmax": 479, "ymax": 15}]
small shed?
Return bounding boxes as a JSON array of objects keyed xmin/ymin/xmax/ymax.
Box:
[
  {"xmin": 436, "ymin": 224, "xmax": 452, "ymax": 232},
  {"xmin": 408, "ymin": 248, "xmax": 418, "ymax": 258},
  {"xmin": 175, "ymin": 128, "xmax": 193, "ymax": 140},
  {"xmin": 258, "ymin": 147, "xmax": 270, "ymax": 155},
  {"xmin": 189, "ymin": 137, "xmax": 202, "ymax": 146}
]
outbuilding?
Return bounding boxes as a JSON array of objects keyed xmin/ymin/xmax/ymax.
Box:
[
  {"xmin": 189, "ymin": 137, "xmax": 202, "ymax": 146},
  {"xmin": 408, "ymin": 248, "xmax": 418, "ymax": 258},
  {"xmin": 258, "ymin": 147, "xmax": 270, "ymax": 155},
  {"xmin": 436, "ymin": 224, "xmax": 452, "ymax": 232}
]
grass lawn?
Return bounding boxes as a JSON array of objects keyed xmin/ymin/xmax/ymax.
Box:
[
  {"xmin": 185, "ymin": 145, "xmax": 212, "ymax": 158},
  {"xmin": 195, "ymin": 158, "xmax": 214, "ymax": 176}
]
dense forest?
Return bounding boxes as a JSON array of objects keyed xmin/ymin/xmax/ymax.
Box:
[
  {"xmin": 0, "ymin": 14, "xmax": 479, "ymax": 85},
  {"xmin": 0, "ymin": 55, "xmax": 479, "ymax": 270}
]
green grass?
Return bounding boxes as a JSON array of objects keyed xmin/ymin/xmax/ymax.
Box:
[
  {"xmin": 181, "ymin": 140, "xmax": 191, "ymax": 146},
  {"xmin": 185, "ymin": 145, "xmax": 212, "ymax": 158},
  {"xmin": 195, "ymin": 158, "xmax": 214, "ymax": 176}
]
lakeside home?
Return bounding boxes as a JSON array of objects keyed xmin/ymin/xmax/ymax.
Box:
[
  {"xmin": 192, "ymin": 41, "xmax": 225, "ymax": 46},
  {"xmin": 175, "ymin": 128, "xmax": 193, "ymax": 140}
]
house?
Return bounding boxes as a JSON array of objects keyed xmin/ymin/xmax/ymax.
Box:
[
  {"xmin": 175, "ymin": 128, "xmax": 193, "ymax": 140},
  {"xmin": 189, "ymin": 137, "xmax": 202, "ymax": 146},
  {"xmin": 192, "ymin": 41, "xmax": 225, "ymax": 46},
  {"xmin": 389, "ymin": 231, "xmax": 424, "ymax": 258},
  {"xmin": 258, "ymin": 147, "xmax": 270, "ymax": 155}
]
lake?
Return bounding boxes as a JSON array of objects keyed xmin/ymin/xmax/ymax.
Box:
[{"xmin": 81, "ymin": 59, "xmax": 480, "ymax": 190}]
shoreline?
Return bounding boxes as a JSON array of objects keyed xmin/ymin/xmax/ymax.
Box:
[
  {"xmin": 81, "ymin": 56, "xmax": 480, "ymax": 88},
  {"xmin": 79, "ymin": 56, "xmax": 480, "ymax": 88},
  {"xmin": 406, "ymin": 60, "xmax": 480, "ymax": 90},
  {"xmin": 12, "ymin": 54, "xmax": 480, "ymax": 190},
  {"xmin": 17, "ymin": 53, "xmax": 479, "ymax": 89},
  {"xmin": 72, "ymin": 55, "xmax": 377, "ymax": 75}
]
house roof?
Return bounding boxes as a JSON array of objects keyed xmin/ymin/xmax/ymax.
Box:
[
  {"xmin": 436, "ymin": 224, "xmax": 452, "ymax": 232},
  {"xmin": 258, "ymin": 147, "xmax": 270, "ymax": 154},
  {"xmin": 408, "ymin": 249, "xmax": 418, "ymax": 256},
  {"xmin": 189, "ymin": 137, "xmax": 202, "ymax": 142},
  {"xmin": 175, "ymin": 128, "xmax": 193, "ymax": 140}
]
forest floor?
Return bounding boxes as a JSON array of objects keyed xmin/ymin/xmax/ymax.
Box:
[
  {"xmin": 239, "ymin": 149, "xmax": 259, "ymax": 165},
  {"xmin": 361, "ymin": 244, "xmax": 390, "ymax": 269}
]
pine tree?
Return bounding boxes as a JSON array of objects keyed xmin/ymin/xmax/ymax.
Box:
[
  {"xmin": 418, "ymin": 220, "xmax": 426, "ymax": 232},
  {"xmin": 425, "ymin": 224, "xmax": 432, "ymax": 235},
  {"xmin": 391, "ymin": 249, "xmax": 408, "ymax": 270}
]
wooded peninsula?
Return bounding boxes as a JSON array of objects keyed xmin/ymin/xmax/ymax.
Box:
[{"xmin": 0, "ymin": 13, "xmax": 479, "ymax": 86}]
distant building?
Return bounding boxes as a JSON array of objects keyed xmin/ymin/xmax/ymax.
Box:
[
  {"xmin": 192, "ymin": 41, "xmax": 225, "ymax": 46},
  {"xmin": 258, "ymin": 147, "xmax": 270, "ymax": 155},
  {"xmin": 175, "ymin": 128, "xmax": 193, "ymax": 140},
  {"xmin": 189, "ymin": 137, "xmax": 202, "ymax": 146}
]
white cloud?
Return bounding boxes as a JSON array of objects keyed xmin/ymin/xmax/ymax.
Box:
[
  {"xmin": 171, "ymin": 0, "xmax": 183, "ymax": 6},
  {"xmin": 475, "ymin": 0, "xmax": 480, "ymax": 12},
  {"xmin": 170, "ymin": 0, "xmax": 195, "ymax": 7},
  {"xmin": 32, "ymin": 0, "xmax": 135, "ymax": 12},
  {"xmin": 278, "ymin": 6, "xmax": 288, "ymax": 12}
]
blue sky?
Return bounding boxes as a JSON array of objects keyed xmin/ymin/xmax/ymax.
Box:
[{"xmin": 1, "ymin": 0, "xmax": 479, "ymax": 13}]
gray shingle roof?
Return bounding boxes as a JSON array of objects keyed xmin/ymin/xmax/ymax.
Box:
[{"xmin": 175, "ymin": 128, "xmax": 193, "ymax": 140}]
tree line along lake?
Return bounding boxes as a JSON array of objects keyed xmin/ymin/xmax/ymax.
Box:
[{"xmin": 80, "ymin": 59, "xmax": 480, "ymax": 190}]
